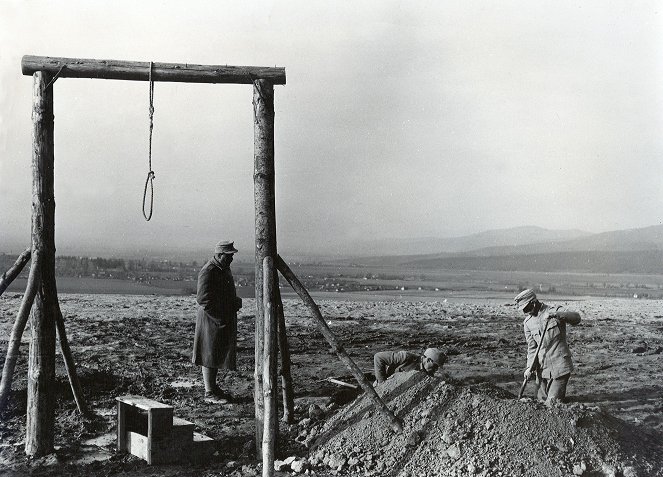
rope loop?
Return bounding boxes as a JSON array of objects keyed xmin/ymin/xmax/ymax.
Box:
[{"xmin": 142, "ymin": 170, "xmax": 155, "ymax": 221}]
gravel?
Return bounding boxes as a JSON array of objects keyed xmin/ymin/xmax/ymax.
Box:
[{"xmin": 310, "ymin": 371, "xmax": 663, "ymax": 476}]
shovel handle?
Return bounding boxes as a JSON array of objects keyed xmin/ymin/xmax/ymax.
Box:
[{"xmin": 517, "ymin": 315, "xmax": 552, "ymax": 399}]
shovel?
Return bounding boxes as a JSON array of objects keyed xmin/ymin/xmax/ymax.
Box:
[{"xmin": 517, "ymin": 316, "xmax": 551, "ymax": 399}]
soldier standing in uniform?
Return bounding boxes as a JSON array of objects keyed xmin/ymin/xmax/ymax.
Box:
[
  {"xmin": 373, "ymin": 347, "xmax": 447, "ymax": 384},
  {"xmin": 192, "ymin": 240, "xmax": 243, "ymax": 404},
  {"xmin": 515, "ymin": 288, "xmax": 581, "ymax": 403}
]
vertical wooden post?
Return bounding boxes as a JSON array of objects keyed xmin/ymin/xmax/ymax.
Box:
[
  {"xmin": 26, "ymin": 70, "xmax": 58, "ymax": 456},
  {"xmin": 262, "ymin": 257, "xmax": 277, "ymax": 477},
  {"xmin": 275, "ymin": 288, "xmax": 295, "ymax": 423},
  {"xmin": 253, "ymin": 79, "xmax": 276, "ymax": 455}
]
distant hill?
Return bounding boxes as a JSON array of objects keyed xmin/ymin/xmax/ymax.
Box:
[
  {"xmin": 347, "ymin": 226, "xmax": 591, "ymax": 257},
  {"xmin": 463, "ymin": 224, "xmax": 663, "ymax": 257},
  {"xmin": 5, "ymin": 224, "xmax": 663, "ymax": 274},
  {"xmin": 403, "ymin": 250, "xmax": 663, "ymax": 274},
  {"xmin": 346, "ymin": 224, "xmax": 663, "ymax": 274}
]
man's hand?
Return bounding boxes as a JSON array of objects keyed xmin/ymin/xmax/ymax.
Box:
[
  {"xmin": 548, "ymin": 306, "xmax": 564, "ymax": 321},
  {"xmin": 523, "ymin": 368, "xmax": 533, "ymax": 379}
]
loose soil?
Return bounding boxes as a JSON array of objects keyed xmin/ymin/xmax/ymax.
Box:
[
  {"xmin": 1, "ymin": 293, "xmax": 662, "ymax": 476},
  {"xmin": 311, "ymin": 372, "xmax": 662, "ymax": 476}
]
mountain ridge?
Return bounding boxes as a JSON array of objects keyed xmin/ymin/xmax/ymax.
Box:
[
  {"xmin": 344, "ymin": 224, "xmax": 663, "ymax": 273},
  {"xmin": 342, "ymin": 225, "xmax": 592, "ymax": 257}
]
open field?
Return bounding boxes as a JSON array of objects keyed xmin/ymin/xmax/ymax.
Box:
[
  {"xmin": 6, "ymin": 264, "xmax": 663, "ymax": 299},
  {"xmin": 282, "ymin": 263, "xmax": 663, "ymax": 299},
  {"xmin": 1, "ymin": 289, "xmax": 662, "ymax": 475}
]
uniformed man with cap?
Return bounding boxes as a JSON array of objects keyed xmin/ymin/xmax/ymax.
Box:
[
  {"xmin": 515, "ymin": 288, "xmax": 581, "ymax": 402},
  {"xmin": 192, "ymin": 240, "xmax": 243, "ymax": 404},
  {"xmin": 373, "ymin": 347, "xmax": 447, "ymax": 384}
]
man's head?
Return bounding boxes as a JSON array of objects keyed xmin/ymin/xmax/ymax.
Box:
[
  {"xmin": 514, "ymin": 288, "xmax": 538, "ymax": 315},
  {"xmin": 214, "ymin": 240, "xmax": 238, "ymax": 267},
  {"xmin": 422, "ymin": 347, "xmax": 446, "ymax": 375}
]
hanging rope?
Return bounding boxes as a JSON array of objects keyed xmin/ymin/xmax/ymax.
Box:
[{"xmin": 142, "ymin": 62, "xmax": 156, "ymax": 221}]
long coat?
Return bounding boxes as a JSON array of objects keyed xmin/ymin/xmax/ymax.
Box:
[
  {"xmin": 524, "ymin": 303, "xmax": 581, "ymax": 379},
  {"xmin": 192, "ymin": 258, "xmax": 241, "ymax": 369}
]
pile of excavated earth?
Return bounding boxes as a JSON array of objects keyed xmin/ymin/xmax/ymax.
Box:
[{"xmin": 296, "ymin": 371, "xmax": 663, "ymax": 477}]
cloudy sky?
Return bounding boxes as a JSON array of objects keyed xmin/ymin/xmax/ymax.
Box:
[{"xmin": 1, "ymin": 1, "xmax": 662, "ymax": 257}]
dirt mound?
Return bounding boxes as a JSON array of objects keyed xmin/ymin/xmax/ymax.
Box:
[{"xmin": 308, "ymin": 372, "xmax": 663, "ymax": 476}]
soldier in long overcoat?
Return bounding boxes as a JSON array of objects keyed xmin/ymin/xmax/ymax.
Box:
[
  {"xmin": 192, "ymin": 240, "xmax": 242, "ymax": 403},
  {"xmin": 515, "ymin": 288, "xmax": 581, "ymax": 403}
]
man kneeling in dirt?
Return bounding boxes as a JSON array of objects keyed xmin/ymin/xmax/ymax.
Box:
[
  {"xmin": 192, "ymin": 240, "xmax": 243, "ymax": 404},
  {"xmin": 373, "ymin": 347, "xmax": 447, "ymax": 385},
  {"xmin": 515, "ymin": 288, "xmax": 581, "ymax": 403}
]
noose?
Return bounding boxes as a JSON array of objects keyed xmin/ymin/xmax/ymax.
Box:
[{"xmin": 142, "ymin": 61, "xmax": 156, "ymax": 221}]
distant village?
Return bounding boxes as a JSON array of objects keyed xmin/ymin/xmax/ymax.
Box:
[
  {"xmin": 53, "ymin": 256, "xmax": 203, "ymax": 281},
  {"xmin": 0, "ymin": 253, "xmax": 381, "ymax": 294},
  {"xmin": 0, "ymin": 253, "xmax": 245, "ymax": 285}
]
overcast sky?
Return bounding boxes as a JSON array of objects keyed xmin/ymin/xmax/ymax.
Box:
[{"xmin": 1, "ymin": 1, "xmax": 662, "ymax": 258}]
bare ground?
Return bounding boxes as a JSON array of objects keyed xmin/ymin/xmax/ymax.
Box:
[{"xmin": 1, "ymin": 292, "xmax": 662, "ymax": 476}]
